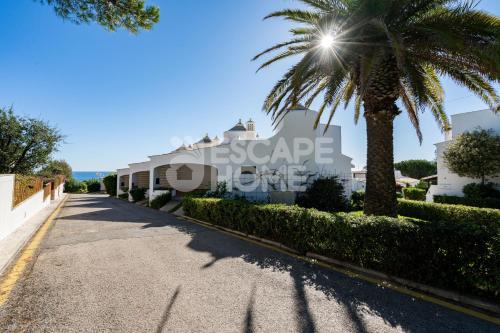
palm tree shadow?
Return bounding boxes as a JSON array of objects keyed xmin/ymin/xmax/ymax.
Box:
[{"xmin": 155, "ymin": 286, "xmax": 181, "ymax": 333}]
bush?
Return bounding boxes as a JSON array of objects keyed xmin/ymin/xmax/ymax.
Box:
[
  {"xmin": 150, "ymin": 191, "xmax": 172, "ymax": 209},
  {"xmin": 204, "ymin": 181, "xmax": 228, "ymax": 198},
  {"xmin": 463, "ymin": 182, "xmax": 500, "ymax": 200},
  {"xmin": 434, "ymin": 195, "xmax": 500, "ymax": 210},
  {"xmin": 397, "ymin": 199, "xmax": 500, "ymax": 227},
  {"xmin": 103, "ymin": 174, "xmax": 117, "ymax": 197},
  {"xmin": 394, "ymin": 160, "xmax": 436, "ymax": 179},
  {"xmin": 84, "ymin": 178, "xmax": 101, "ymax": 193},
  {"xmin": 184, "ymin": 198, "xmax": 500, "ymax": 298},
  {"xmin": 64, "ymin": 178, "xmax": 87, "ymax": 193},
  {"xmin": 129, "ymin": 187, "xmax": 146, "ymax": 202},
  {"xmin": 350, "ymin": 190, "xmax": 364, "ymax": 211},
  {"xmin": 118, "ymin": 193, "xmax": 129, "ymax": 200},
  {"xmin": 296, "ymin": 176, "xmax": 348, "ymax": 212},
  {"xmin": 402, "ymin": 187, "xmax": 426, "ymax": 201}
]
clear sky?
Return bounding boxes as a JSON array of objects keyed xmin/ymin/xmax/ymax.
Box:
[{"xmin": 1, "ymin": 0, "xmax": 499, "ymax": 171}]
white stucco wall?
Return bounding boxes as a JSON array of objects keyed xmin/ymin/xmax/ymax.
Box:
[
  {"xmin": 429, "ymin": 109, "xmax": 500, "ymax": 200},
  {"xmin": 0, "ymin": 175, "xmax": 51, "ymax": 242}
]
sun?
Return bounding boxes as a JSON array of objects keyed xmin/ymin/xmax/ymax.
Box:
[{"xmin": 320, "ymin": 34, "xmax": 335, "ymax": 49}]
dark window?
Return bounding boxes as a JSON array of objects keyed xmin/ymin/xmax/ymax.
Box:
[
  {"xmin": 120, "ymin": 182, "xmax": 124, "ymax": 186},
  {"xmin": 155, "ymin": 178, "xmax": 160, "ymax": 185}
]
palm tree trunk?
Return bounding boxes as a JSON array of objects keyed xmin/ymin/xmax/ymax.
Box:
[{"xmin": 364, "ymin": 109, "xmax": 397, "ymax": 216}]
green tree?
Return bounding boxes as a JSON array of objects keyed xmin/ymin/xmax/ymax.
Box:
[
  {"xmin": 254, "ymin": 0, "xmax": 499, "ymax": 216},
  {"xmin": 103, "ymin": 173, "xmax": 117, "ymax": 196},
  {"xmin": 443, "ymin": 129, "xmax": 500, "ymax": 184},
  {"xmin": 38, "ymin": 159, "xmax": 73, "ymax": 179},
  {"xmin": 394, "ymin": 159, "xmax": 437, "ymax": 179},
  {"xmin": 0, "ymin": 107, "xmax": 64, "ymax": 175},
  {"xmin": 40, "ymin": 0, "xmax": 159, "ymax": 33}
]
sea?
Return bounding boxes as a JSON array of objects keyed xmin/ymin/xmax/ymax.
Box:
[{"xmin": 72, "ymin": 171, "xmax": 112, "ymax": 181}]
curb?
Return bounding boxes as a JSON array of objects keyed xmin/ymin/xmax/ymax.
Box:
[{"xmin": 178, "ymin": 214, "xmax": 500, "ymax": 324}]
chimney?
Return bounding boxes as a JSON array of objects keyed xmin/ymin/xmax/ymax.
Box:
[{"xmin": 246, "ymin": 118, "xmax": 255, "ymax": 131}]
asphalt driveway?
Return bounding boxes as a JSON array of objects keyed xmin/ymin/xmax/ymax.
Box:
[{"xmin": 0, "ymin": 194, "xmax": 497, "ymax": 332}]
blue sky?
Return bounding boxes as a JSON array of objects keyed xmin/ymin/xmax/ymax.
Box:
[{"xmin": 1, "ymin": 0, "xmax": 499, "ymax": 171}]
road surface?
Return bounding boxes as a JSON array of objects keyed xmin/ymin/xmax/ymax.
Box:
[{"xmin": 0, "ymin": 194, "xmax": 497, "ymax": 332}]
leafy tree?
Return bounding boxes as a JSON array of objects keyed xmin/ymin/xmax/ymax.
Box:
[
  {"xmin": 38, "ymin": 159, "xmax": 73, "ymax": 179},
  {"xmin": 254, "ymin": 0, "xmax": 499, "ymax": 216},
  {"xmin": 40, "ymin": 0, "xmax": 160, "ymax": 33},
  {"xmin": 394, "ymin": 159, "xmax": 437, "ymax": 179},
  {"xmin": 444, "ymin": 129, "xmax": 500, "ymax": 184},
  {"xmin": 103, "ymin": 173, "xmax": 117, "ymax": 196},
  {"xmin": 0, "ymin": 107, "xmax": 64, "ymax": 175}
]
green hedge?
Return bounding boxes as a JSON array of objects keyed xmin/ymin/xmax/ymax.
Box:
[
  {"xmin": 103, "ymin": 174, "xmax": 117, "ymax": 197},
  {"xmin": 397, "ymin": 199, "xmax": 500, "ymax": 227},
  {"xmin": 150, "ymin": 192, "xmax": 172, "ymax": 209},
  {"xmin": 402, "ymin": 187, "xmax": 426, "ymax": 201},
  {"xmin": 184, "ymin": 198, "xmax": 500, "ymax": 299},
  {"xmin": 434, "ymin": 195, "xmax": 500, "ymax": 210}
]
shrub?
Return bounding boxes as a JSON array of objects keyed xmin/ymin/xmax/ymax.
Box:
[
  {"xmin": 350, "ymin": 190, "xmax": 364, "ymax": 211},
  {"xmin": 415, "ymin": 181, "xmax": 429, "ymax": 190},
  {"xmin": 150, "ymin": 192, "xmax": 172, "ymax": 209},
  {"xmin": 463, "ymin": 182, "xmax": 500, "ymax": 200},
  {"xmin": 295, "ymin": 176, "xmax": 348, "ymax": 212},
  {"xmin": 204, "ymin": 181, "xmax": 228, "ymax": 198},
  {"xmin": 184, "ymin": 198, "xmax": 500, "ymax": 298},
  {"xmin": 397, "ymin": 199, "xmax": 500, "ymax": 227},
  {"xmin": 434, "ymin": 195, "xmax": 500, "ymax": 210},
  {"xmin": 129, "ymin": 187, "xmax": 146, "ymax": 202},
  {"xmin": 402, "ymin": 187, "xmax": 426, "ymax": 201},
  {"xmin": 103, "ymin": 174, "xmax": 117, "ymax": 197},
  {"xmin": 118, "ymin": 193, "xmax": 129, "ymax": 200},
  {"xmin": 64, "ymin": 178, "xmax": 87, "ymax": 193},
  {"xmin": 84, "ymin": 178, "xmax": 101, "ymax": 193}
]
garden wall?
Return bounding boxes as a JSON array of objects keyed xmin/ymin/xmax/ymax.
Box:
[{"xmin": 0, "ymin": 175, "xmax": 64, "ymax": 242}]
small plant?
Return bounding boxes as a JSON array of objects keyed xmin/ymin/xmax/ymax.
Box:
[
  {"xmin": 296, "ymin": 176, "xmax": 348, "ymax": 212},
  {"xmin": 118, "ymin": 193, "xmax": 129, "ymax": 200},
  {"xmin": 129, "ymin": 187, "xmax": 146, "ymax": 202},
  {"xmin": 402, "ymin": 187, "xmax": 426, "ymax": 201},
  {"xmin": 205, "ymin": 181, "xmax": 228, "ymax": 198},
  {"xmin": 85, "ymin": 178, "xmax": 101, "ymax": 193},
  {"xmin": 103, "ymin": 174, "xmax": 117, "ymax": 196},
  {"xmin": 150, "ymin": 191, "xmax": 172, "ymax": 209},
  {"xmin": 350, "ymin": 190, "xmax": 364, "ymax": 211}
]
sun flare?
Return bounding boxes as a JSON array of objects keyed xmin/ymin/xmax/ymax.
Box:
[{"xmin": 320, "ymin": 34, "xmax": 335, "ymax": 49}]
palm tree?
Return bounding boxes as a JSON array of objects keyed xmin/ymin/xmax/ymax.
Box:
[{"xmin": 254, "ymin": 0, "xmax": 500, "ymax": 216}]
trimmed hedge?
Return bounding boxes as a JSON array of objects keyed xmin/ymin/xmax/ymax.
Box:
[
  {"xmin": 184, "ymin": 198, "xmax": 500, "ymax": 299},
  {"xmin": 150, "ymin": 192, "xmax": 172, "ymax": 209},
  {"xmin": 434, "ymin": 195, "xmax": 500, "ymax": 210},
  {"xmin": 397, "ymin": 199, "xmax": 500, "ymax": 227},
  {"xmin": 402, "ymin": 187, "xmax": 426, "ymax": 201}
]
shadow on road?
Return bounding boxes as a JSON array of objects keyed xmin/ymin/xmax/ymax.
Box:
[
  {"xmin": 155, "ymin": 286, "xmax": 181, "ymax": 333},
  {"xmin": 59, "ymin": 195, "xmax": 492, "ymax": 333}
]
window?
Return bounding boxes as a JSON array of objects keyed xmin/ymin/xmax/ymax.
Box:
[
  {"xmin": 241, "ymin": 166, "xmax": 256, "ymax": 175},
  {"xmin": 155, "ymin": 178, "xmax": 160, "ymax": 185},
  {"xmin": 120, "ymin": 182, "xmax": 125, "ymax": 187}
]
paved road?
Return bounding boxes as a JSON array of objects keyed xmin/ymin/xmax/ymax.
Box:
[{"xmin": 0, "ymin": 194, "xmax": 497, "ymax": 332}]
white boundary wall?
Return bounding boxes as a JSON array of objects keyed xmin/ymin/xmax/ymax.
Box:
[{"xmin": 0, "ymin": 175, "xmax": 63, "ymax": 242}]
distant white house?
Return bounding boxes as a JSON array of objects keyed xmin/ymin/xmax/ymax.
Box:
[
  {"xmin": 427, "ymin": 109, "xmax": 500, "ymax": 201},
  {"xmin": 117, "ymin": 106, "xmax": 354, "ymax": 203}
]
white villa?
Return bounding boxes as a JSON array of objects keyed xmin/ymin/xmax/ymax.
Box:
[
  {"xmin": 427, "ymin": 109, "xmax": 500, "ymax": 201},
  {"xmin": 117, "ymin": 106, "xmax": 354, "ymax": 203}
]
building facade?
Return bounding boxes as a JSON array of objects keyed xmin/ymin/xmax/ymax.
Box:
[
  {"xmin": 427, "ymin": 109, "xmax": 500, "ymax": 201},
  {"xmin": 117, "ymin": 107, "xmax": 354, "ymax": 203}
]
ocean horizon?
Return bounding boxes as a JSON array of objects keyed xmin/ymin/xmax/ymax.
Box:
[{"xmin": 72, "ymin": 171, "xmax": 112, "ymax": 181}]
